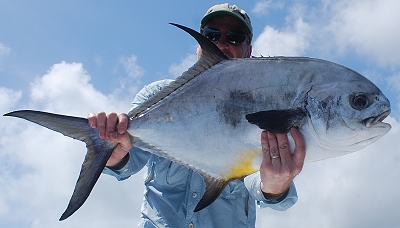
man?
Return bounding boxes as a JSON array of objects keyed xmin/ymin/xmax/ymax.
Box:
[{"xmin": 88, "ymin": 3, "xmax": 305, "ymax": 227}]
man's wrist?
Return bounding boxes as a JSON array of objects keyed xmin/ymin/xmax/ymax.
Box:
[
  {"xmin": 261, "ymin": 183, "xmax": 290, "ymax": 201},
  {"xmin": 106, "ymin": 153, "xmax": 130, "ymax": 170}
]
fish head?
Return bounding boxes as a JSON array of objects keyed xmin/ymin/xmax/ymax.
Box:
[{"xmin": 305, "ymin": 71, "xmax": 391, "ymax": 157}]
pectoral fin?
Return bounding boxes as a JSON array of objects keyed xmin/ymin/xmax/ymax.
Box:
[
  {"xmin": 245, "ymin": 109, "xmax": 306, "ymax": 134},
  {"xmin": 194, "ymin": 174, "xmax": 230, "ymax": 212}
]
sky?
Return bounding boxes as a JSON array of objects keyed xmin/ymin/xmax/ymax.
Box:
[{"xmin": 0, "ymin": 0, "xmax": 399, "ymax": 227}]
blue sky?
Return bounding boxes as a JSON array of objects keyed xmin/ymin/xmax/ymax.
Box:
[{"xmin": 1, "ymin": 1, "xmax": 400, "ymax": 227}]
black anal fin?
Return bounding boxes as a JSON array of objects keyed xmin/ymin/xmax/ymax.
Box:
[
  {"xmin": 245, "ymin": 109, "xmax": 306, "ymax": 134},
  {"xmin": 194, "ymin": 174, "xmax": 230, "ymax": 212}
]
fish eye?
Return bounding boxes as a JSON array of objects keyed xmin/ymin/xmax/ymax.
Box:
[{"xmin": 350, "ymin": 93, "xmax": 370, "ymax": 110}]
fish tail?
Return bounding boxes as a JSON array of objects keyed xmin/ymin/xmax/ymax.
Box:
[{"xmin": 3, "ymin": 110, "xmax": 117, "ymax": 221}]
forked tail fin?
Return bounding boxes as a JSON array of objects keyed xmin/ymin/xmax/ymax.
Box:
[{"xmin": 3, "ymin": 110, "xmax": 117, "ymax": 221}]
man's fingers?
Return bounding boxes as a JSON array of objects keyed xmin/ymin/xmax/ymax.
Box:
[
  {"xmin": 261, "ymin": 131, "xmax": 269, "ymax": 153},
  {"xmin": 87, "ymin": 113, "xmax": 97, "ymax": 128},
  {"xmin": 90, "ymin": 112, "xmax": 129, "ymax": 141},
  {"xmin": 261, "ymin": 131, "xmax": 271, "ymax": 164},
  {"xmin": 96, "ymin": 112, "xmax": 107, "ymax": 139},
  {"xmin": 117, "ymin": 113, "xmax": 129, "ymax": 134},
  {"xmin": 276, "ymin": 134, "xmax": 292, "ymax": 164},
  {"xmin": 267, "ymin": 132, "xmax": 281, "ymax": 166},
  {"xmin": 290, "ymin": 128, "xmax": 306, "ymax": 172},
  {"xmin": 106, "ymin": 112, "xmax": 118, "ymax": 137}
]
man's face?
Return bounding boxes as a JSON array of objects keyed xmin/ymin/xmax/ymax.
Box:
[{"xmin": 202, "ymin": 15, "xmax": 252, "ymax": 58}]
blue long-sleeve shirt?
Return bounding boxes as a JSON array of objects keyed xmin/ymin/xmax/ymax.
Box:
[{"xmin": 103, "ymin": 80, "xmax": 298, "ymax": 228}]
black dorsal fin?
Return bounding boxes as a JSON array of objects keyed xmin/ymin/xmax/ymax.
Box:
[{"xmin": 128, "ymin": 23, "xmax": 228, "ymax": 118}]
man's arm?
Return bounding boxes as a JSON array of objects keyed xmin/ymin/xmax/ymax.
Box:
[
  {"xmin": 244, "ymin": 128, "xmax": 305, "ymax": 210},
  {"xmin": 244, "ymin": 172, "xmax": 298, "ymax": 211}
]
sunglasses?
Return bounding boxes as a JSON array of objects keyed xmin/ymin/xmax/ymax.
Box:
[{"xmin": 201, "ymin": 27, "xmax": 247, "ymax": 44}]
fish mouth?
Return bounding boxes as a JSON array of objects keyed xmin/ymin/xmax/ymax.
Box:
[{"xmin": 363, "ymin": 110, "xmax": 391, "ymax": 128}]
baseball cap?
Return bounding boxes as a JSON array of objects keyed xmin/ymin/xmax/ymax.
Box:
[{"xmin": 201, "ymin": 3, "xmax": 253, "ymax": 42}]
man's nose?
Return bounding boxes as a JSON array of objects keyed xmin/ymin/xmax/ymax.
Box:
[{"xmin": 214, "ymin": 36, "xmax": 230, "ymax": 53}]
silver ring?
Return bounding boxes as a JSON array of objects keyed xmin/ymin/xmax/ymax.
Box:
[{"xmin": 271, "ymin": 155, "xmax": 281, "ymax": 159}]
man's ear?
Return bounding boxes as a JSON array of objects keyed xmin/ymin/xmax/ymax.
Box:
[{"xmin": 196, "ymin": 44, "xmax": 202, "ymax": 60}]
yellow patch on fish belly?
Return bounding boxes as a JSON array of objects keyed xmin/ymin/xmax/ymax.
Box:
[{"xmin": 222, "ymin": 150, "xmax": 263, "ymax": 180}]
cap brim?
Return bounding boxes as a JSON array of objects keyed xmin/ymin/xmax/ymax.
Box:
[{"xmin": 201, "ymin": 11, "xmax": 252, "ymax": 36}]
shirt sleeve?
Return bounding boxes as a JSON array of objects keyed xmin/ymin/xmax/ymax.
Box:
[
  {"xmin": 130, "ymin": 79, "xmax": 175, "ymax": 109},
  {"xmin": 244, "ymin": 171, "xmax": 298, "ymax": 211},
  {"xmin": 102, "ymin": 147, "xmax": 151, "ymax": 181},
  {"xmin": 102, "ymin": 79, "xmax": 175, "ymax": 181}
]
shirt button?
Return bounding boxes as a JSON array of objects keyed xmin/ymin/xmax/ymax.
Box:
[
  {"xmin": 122, "ymin": 168, "xmax": 128, "ymax": 173},
  {"xmin": 188, "ymin": 223, "xmax": 194, "ymax": 228},
  {"xmin": 192, "ymin": 192, "xmax": 197, "ymax": 198},
  {"xmin": 257, "ymin": 190, "xmax": 263, "ymax": 196}
]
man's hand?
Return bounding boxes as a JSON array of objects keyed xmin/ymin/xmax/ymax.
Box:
[
  {"xmin": 87, "ymin": 112, "xmax": 133, "ymax": 168},
  {"xmin": 259, "ymin": 128, "xmax": 306, "ymax": 198}
]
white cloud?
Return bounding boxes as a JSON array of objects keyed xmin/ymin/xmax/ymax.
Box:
[
  {"xmin": 30, "ymin": 61, "xmax": 115, "ymax": 115},
  {"xmin": 29, "ymin": 61, "xmax": 132, "ymax": 115},
  {"xmin": 115, "ymin": 55, "xmax": 145, "ymax": 100},
  {"xmin": 387, "ymin": 72, "xmax": 400, "ymax": 92},
  {"xmin": 168, "ymin": 53, "xmax": 197, "ymax": 77},
  {"xmin": 253, "ymin": 1, "xmax": 271, "ymax": 15},
  {"xmin": 0, "ymin": 87, "xmax": 22, "ymax": 138},
  {"xmin": 0, "ymin": 62, "xmax": 145, "ymax": 227},
  {"xmin": 120, "ymin": 55, "xmax": 144, "ymax": 80},
  {"xmin": 387, "ymin": 72, "xmax": 400, "ymax": 114},
  {"xmin": 252, "ymin": 0, "xmax": 400, "ymax": 67},
  {"xmin": 252, "ymin": 17, "xmax": 311, "ymax": 56},
  {"xmin": 0, "ymin": 87, "xmax": 21, "ymax": 112},
  {"xmin": 252, "ymin": 0, "xmax": 285, "ymax": 15},
  {"xmin": 327, "ymin": 0, "xmax": 400, "ymax": 67}
]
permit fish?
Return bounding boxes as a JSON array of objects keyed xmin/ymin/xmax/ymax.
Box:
[{"xmin": 4, "ymin": 23, "xmax": 391, "ymax": 221}]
